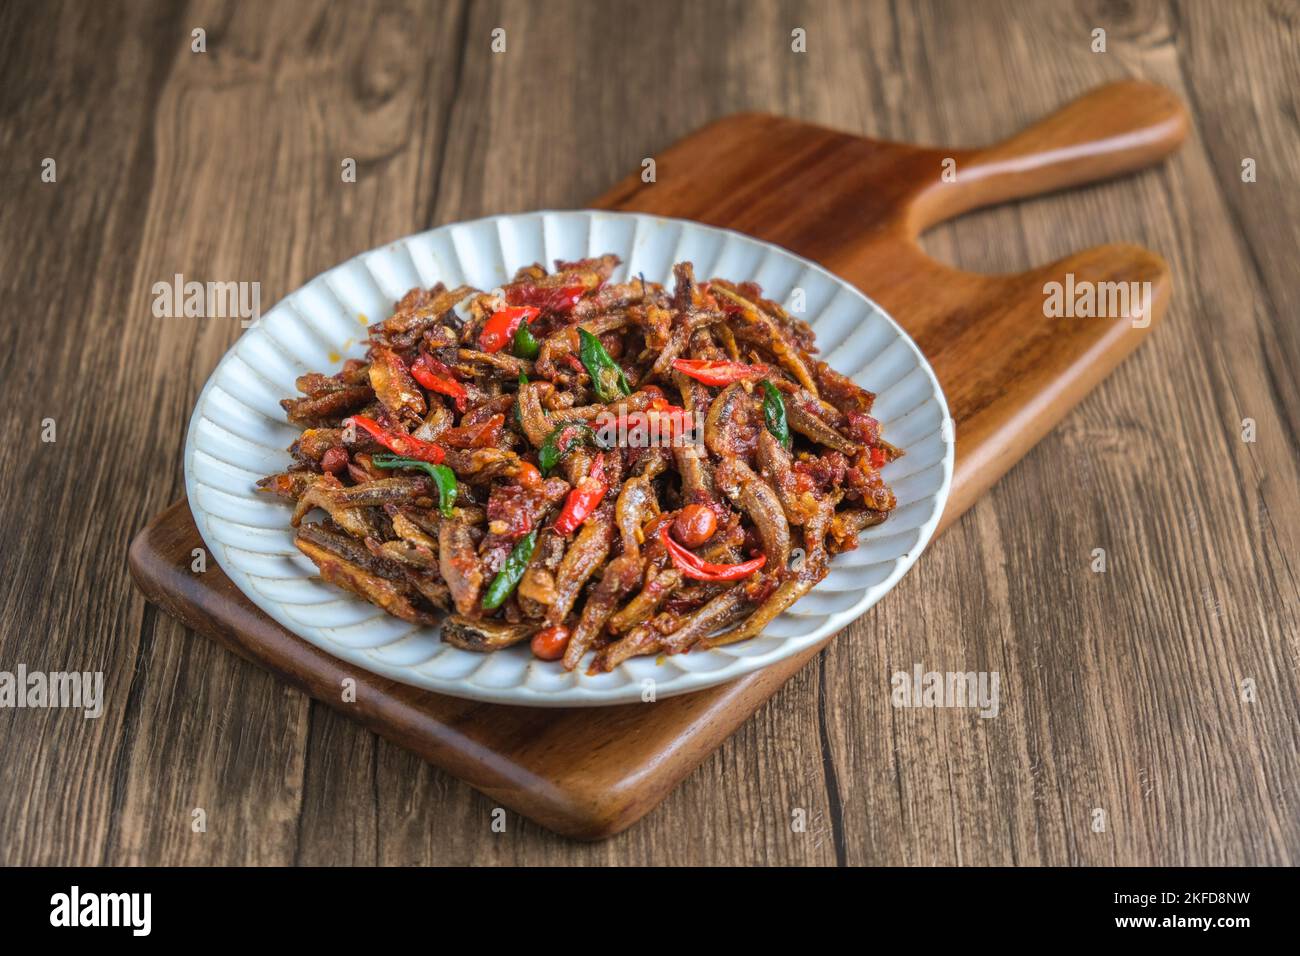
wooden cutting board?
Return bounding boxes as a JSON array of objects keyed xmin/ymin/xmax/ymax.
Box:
[{"xmin": 129, "ymin": 81, "xmax": 1187, "ymax": 839}]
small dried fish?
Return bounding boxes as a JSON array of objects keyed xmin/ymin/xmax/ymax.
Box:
[{"xmin": 262, "ymin": 252, "xmax": 901, "ymax": 669}]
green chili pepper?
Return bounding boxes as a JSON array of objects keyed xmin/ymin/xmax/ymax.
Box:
[
  {"xmin": 516, "ymin": 372, "xmax": 528, "ymax": 427},
  {"xmin": 481, "ymin": 529, "xmax": 538, "ymax": 610},
  {"xmin": 513, "ymin": 323, "xmax": 541, "ymax": 360},
  {"xmin": 539, "ymin": 423, "xmax": 586, "ymax": 475},
  {"xmin": 577, "ymin": 327, "xmax": 631, "ymax": 402},
  {"xmin": 760, "ymin": 380, "xmax": 790, "ymax": 449},
  {"xmin": 371, "ymin": 454, "xmax": 458, "ymax": 517}
]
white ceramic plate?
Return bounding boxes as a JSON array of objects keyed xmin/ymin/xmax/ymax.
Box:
[{"xmin": 184, "ymin": 210, "xmax": 953, "ymax": 706}]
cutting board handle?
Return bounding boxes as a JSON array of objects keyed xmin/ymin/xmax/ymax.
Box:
[{"xmin": 906, "ymin": 80, "xmax": 1188, "ymax": 234}]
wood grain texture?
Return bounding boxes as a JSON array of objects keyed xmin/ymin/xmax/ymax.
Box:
[{"xmin": 1, "ymin": 0, "xmax": 1297, "ymax": 864}]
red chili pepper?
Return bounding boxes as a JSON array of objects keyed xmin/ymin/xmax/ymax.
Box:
[
  {"xmin": 479, "ymin": 305, "xmax": 540, "ymax": 353},
  {"xmin": 441, "ymin": 413, "xmax": 505, "ymax": 449},
  {"xmin": 603, "ymin": 398, "xmax": 688, "ymax": 440},
  {"xmin": 659, "ymin": 525, "xmax": 767, "ymax": 581},
  {"xmin": 869, "ymin": 446, "xmax": 888, "ymax": 469},
  {"xmin": 671, "ymin": 358, "xmax": 770, "ymax": 386},
  {"xmin": 553, "ymin": 455, "xmax": 608, "ymax": 535},
  {"xmin": 347, "ymin": 415, "xmax": 445, "ymax": 464},
  {"xmin": 506, "ymin": 282, "xmax": 589, "ymax": 313},
  {"xmin": 410, "ymin": 352, "xmax": 468, "ymax": 411}
]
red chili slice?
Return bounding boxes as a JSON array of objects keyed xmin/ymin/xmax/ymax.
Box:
[
  {"xmin": 347, "ymin": 415, "xmax": 445, "ymax": 464},
  {"xmin": 410, "ymin": 352, "xmax": 468, "ymax": 411},
  {"xmin": 659, "ymin": 525, "xmax": 767, "ymax": 581},
  {"xmin": 441, "ymin": 413, "xmax": 505, "ymax": 449},
  {"xmin": 506, "ymin": 282, "xmax": 589, "ymax": 313},
  {"xmin": 479, "ymin": 305, "xmax": 540, "ymax": 353},
  {"xmin": 671, "ymin": 358, "xmax": 770, "ymax": 386},
  {"xmin": 553, "ymin": 455, "xmax": 608, "ymax": 536},
  {"xmin": 609, "ymin": 399, "xmax": 688, "ymax": 440}
]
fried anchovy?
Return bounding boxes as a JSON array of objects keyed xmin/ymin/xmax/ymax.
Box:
[
  {"xmin": 439, "ymin": 518, "xmax": 483, "ymax": 616},
  {"xmin": 785, "ymin": 398, "xmax": 858, "ymax": 455},
  {"xmin": 441, "ymin": 615, "xmax": 533, "ymax": 652},
  {"xmin": 259, "ymin": 252, "xmax": 903, "ymax": 667},
  {"xmin": 295, "ymin": 523, "xmax": 438, "ymax": 625},
  {"xmin": 715, "ymin": 458, "xmax": 791, "ymax": 569},
  {"xmin": 562, "ymin": 553, "xmax": 643, "ymax": 670},
  {"xmin": 607, "ymin": 567, "xmax": 681, "ymax": 634},
  {"xmin": 545, "ymin": 502, "xmax": 614, "ymax": 627}
]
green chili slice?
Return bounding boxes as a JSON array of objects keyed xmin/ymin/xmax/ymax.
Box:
[
  {"xmin": 538, "ymin": 423, "xmax": 586, "ymax": 475},
  {"xmin": 760, "ymin": 380, "xmax": 790, "ymax": 449},
  {"xmin": 513, "ymin": 323, "xmax": 541, "ymax": 360},
  {"xmin": 515, "ymin": 372, "xmax": 528, "ymax": 428},
  {"xmin": 481, "ymin": 529, "xmax": 538, "ymax": 610},
  {"xmin": 577, "ymin": 327, "xmax": 631, "ymax": 402},
  {"xmin": 371, "ymin": 453, "xmax": 458, "ymax": 517}
]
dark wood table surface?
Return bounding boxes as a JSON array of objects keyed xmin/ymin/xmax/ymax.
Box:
[{"xmin": 2, "ymin": 0, "xmax": 1296, "ymax": 866}]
